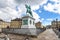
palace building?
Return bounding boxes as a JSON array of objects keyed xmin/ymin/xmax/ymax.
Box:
[
  {"xmin": 0, "ymin": 19, "xmax": 10, "ymax": 28},
  {"xmin": 51, "ymin": 20, "xmax": 60, "ymax": 29},
  {"xmin": 35, "ymin": 22, "xmax": 43, "ymax": 28},
  {"xmin": 10, "ymin": 18, "xmax": 22, "ymax": 28}
]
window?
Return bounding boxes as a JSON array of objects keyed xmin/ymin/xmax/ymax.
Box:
[
  {"xmin": 23, "ymin": 19, "xmax": 28, "ymax": 25},
  {"xmin": 30, "ymin": 20, "xmax": 31, "ymax": 24},
  {"xmin": 33, "ymin": 21, "xmax": 34, "ymax": 25}
]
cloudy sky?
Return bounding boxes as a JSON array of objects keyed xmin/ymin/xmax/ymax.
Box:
[{"xmin": 0, "ymin": 0, "xmax": 60, "ymax": 26}]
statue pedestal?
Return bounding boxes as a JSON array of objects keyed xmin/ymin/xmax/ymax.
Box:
[
  {"xmin": 21, "ymin": 15, "xmax": 36, "ymax": 28},
  {"xmin": 21, "ymin": 15, "xmax": 37, "ymax": 35}
]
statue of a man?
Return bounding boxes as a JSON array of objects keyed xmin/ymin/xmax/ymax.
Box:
[{"xmin": 25, "ymin": 4, "xmax": 33, "ymax": 17}]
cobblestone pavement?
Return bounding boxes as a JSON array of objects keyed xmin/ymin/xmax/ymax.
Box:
[{"xmin": 38, "ymin": 29, "xmax": 59, "ymax": 40}]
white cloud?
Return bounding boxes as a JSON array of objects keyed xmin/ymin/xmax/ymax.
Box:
[
  {"xmin": 44, "ymin": 0, "xmax": 60, "ymax": 14},
  {"xmin": 40, "ymin": 0, "xmax": 48, "ymax": 5},
  {"xmin": 0, "ymin": 0, "xmax": 8, "ymax": 8},
  {"xmin": 46, "ymin": 18, "xmax": 53, "ymax": 21},
  {"xmin": 0, "ymin": 0, "xmax": 17, "ymax": 21},
  {"xmin": 0, "ymin": 11, "xmax": 12, "ymax": 22},
  {"xmin": 0, "ymin": 0, "xmax": 48, "ymax": 22},
  {"xmin": 1, "ymin": 7, "xmax": 18, "ymax": 18},
  {"xmin": 31, "ymin": 5, "xmax": 40, "ymax": 10},
  {"xmin": 40, "ymin": 18, "xmax": 44, "ymax": 22},
  {"xmin": 32, "ymin": 11, "xmax": 40, "ymax": 23},
  {"xmin": 14, "ymin": 0, "xmax": 48, "ymax": 12},
  {"xmin": 39, "ymin": 10, "xmax": 42, "ymax": 13},
  {"xmin": 44, "ymin": 3, "xmax": 55, "ymax": 12},
  {"xmin": 14, "ymin": 0, "xmax": 44, "ymax": 5},
  {"xmin": 50, "ymin": 0, "xmax": 60, "ymax": 3}
]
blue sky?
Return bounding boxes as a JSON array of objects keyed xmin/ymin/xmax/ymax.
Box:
[
  {"xmin": 35, "ymin": 8, "xmax": 60, "ymax": 25},
  {"xmin": 34, "ymin": 0, "xmax": 60, "ymax": 26}
]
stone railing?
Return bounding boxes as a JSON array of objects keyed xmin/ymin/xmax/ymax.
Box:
[{"xmin": 2, "ymin": 28, "xmax": 46, "ymax": 36}]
